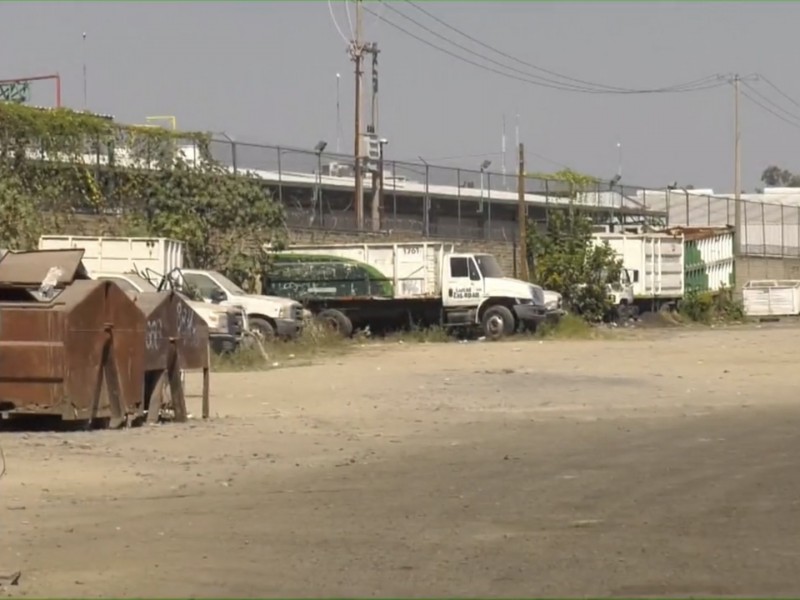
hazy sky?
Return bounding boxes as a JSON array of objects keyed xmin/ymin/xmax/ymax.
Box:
[{"xmin": 2, "ymin": 1, "xmax": 799, "ymax": 192}]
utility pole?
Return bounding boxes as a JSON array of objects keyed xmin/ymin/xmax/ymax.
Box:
[
  {"xmin": 734, "ymin": 73, "xmax": 741, "ymax": 256},
  {"xmin": 517, "ymin": 143, "xmax": 528, "ymax": 281},
  {"xmin": 729, "ymin": 73, "xmax": 758, "ymax": 257},
  {"xmin": 350, "ymin": 0, "xmax": 365, "ymax": 230},
  {"xmin": 369, "ymin": 42, "xmax": 381, "ymax": 231}
]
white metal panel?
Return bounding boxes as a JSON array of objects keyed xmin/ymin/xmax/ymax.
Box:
[
  {"xmin": 594, "ymin": 233, "xmax": 685, "ymax": 300},
  {"xmin": 282, "ymin": 242, "xmax": 455, "ymax": 299},
  {"xmin": 743, "ymin": 280, "xmax": 800, "ymax": 316},
  {"xmin": 38, "ymin": 235, "xmax": 184, "ymax": 277}
]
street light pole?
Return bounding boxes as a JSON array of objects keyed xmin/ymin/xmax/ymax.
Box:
[
  {"xmin": 378, "ymin": 138, "xmax": 388, "ymax": 230},
  {"xmin": 478, "ymin": 159, "xmax": 491, "ymax": 213},
  {"xmin": 314, "ymin": 140, "xmax": 328, "ymax": 226},
  {"xmin": 419, "ymin": 155, "xmax": 430, "ymax": 236}
]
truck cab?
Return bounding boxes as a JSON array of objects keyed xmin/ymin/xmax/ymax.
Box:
[
  {"xmin": 442, "ymin": 253, "xmax": 549, "ymax": 337},
  {"xmin": 170, "ymin": 269, "xmax": 305, "ymax": 341}
]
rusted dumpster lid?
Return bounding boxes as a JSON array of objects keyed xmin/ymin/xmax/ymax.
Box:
[{"xmin": 0, "ymin": 249, "xmax": 90, "ymax": 287}]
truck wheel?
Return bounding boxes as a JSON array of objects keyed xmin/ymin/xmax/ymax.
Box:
[
  {"xmin": 481, "ymin": 305, "xmax": 515, "ymax": 340},
  {"xmin": 317, "ymin": 309, "xmax": 353, "ymax": 337},
  {"xmin": 248, "ymin": 317, "xmax": 276, "ymax": 342}
]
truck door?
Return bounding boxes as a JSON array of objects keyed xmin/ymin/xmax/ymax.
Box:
[{"xmin": 444, "ymin": 256, "xmax": 483, "ymax": 307}]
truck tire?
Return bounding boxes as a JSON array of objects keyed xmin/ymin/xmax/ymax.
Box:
[
  {"xmin": 481, "ymin": 305, "xmax": 515, "ymax": 341},
  {"xmin": 317, "ymin": 309, "xmax": 353, "ymax": 338},
  {"xmin": 248, "ymin": 317, "xmax": 276, "ymax": 342}
]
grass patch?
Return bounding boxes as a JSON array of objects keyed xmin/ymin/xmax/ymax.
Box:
[
  {"xmin": 211, "ymin": 320, "xmax": 353, "ymax": 372},
  {"xmin": 534, "ymin": 313, "xmax": 603, "ymax": 340},
  {"xmin": 678, "ymin": 286, "xmax": 746, "ymax": 325},
  {"xmin": 386, "ymin": 324, "xmax": 454, "ymax": 344}
]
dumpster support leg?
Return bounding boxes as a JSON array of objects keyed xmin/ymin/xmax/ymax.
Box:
[
  {"xmin": 202, "ymin": 367, "xmax": 210, "ymax": 419},
  {"xmin": 146, "ymin": 371, "xmax": 167, "ymax": 424},
  {"xmin": 167, "ymin": 343, "xmax": 188, "ymax": 422}
]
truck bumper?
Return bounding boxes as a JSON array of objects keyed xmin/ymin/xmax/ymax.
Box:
[
  {"xmin": 209, "ymin": 333, "xmax": 238, "ymax": 355},
  {"xmin": 276, "ymin": 318, "xmax": 303, "ymax": 340},
  {"xmin": 513, "ymin": 303, "xmax": 549, "ymax": 327}
]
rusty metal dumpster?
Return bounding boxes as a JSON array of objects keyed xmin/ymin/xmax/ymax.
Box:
[
  {"xmin": 0, "ymin": 249, "xmax": 146, "ymax": 427},
  {"xmin": 126, "ymin": 290, "xmax": 210, "ymax": 422}
]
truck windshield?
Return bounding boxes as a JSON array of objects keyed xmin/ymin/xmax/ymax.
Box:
[
  {"xmin": 474, "ymin": 255, "xmax": 504, "ymax": 278},
  {"xmin": 209, "ymin": 271, "xmax": 246, "ymax": 295}
]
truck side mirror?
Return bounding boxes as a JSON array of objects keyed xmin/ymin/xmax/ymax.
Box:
[{"xmin": 210, "ymin": 288, "xmax": 226, "ymax": 304}]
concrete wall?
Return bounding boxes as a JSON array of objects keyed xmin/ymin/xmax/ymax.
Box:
[
  {"xmin": 736, "ymin": 255, "xmax": 800, "ymax": 291},
  {"xmin": 288, "ymin": 228, "xmax": 521, "ymax": 277}
]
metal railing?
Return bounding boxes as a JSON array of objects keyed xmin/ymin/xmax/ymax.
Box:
[
  {"xmin": 7, "ymin": 132, "xmax": 800, "ymax": 257},
  {"xmin": 206, "ymin": 138, "xmax": 800, "ymax": 256}
]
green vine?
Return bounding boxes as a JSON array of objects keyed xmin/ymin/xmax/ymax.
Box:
[
  {"xmin": 0, "ymin": 103, "xmax": 285, "ymax": 284},
  {"xmin": 526, "ymin": 168, "xmax": 599, "ymax": 199}
]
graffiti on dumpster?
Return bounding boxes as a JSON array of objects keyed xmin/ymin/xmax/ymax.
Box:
[
  {"xmin": 176, "ymin": 302, "xmax": 198, "ymax": 346},
  {"xmin": 145, "ymin": 319, "xmax": 163, "ymax": 351}
]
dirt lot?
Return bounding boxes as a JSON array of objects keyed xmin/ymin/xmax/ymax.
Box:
[{"xmin": 2, "ymin": 324, "xmax": 800, "ymax": 597}]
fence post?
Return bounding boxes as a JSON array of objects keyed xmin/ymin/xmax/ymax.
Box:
[
  {"xmin": 797, "ymin": 205, "xmax": 800, "ymax": 258},
  {"xmin": 780, "ymin": 203, "xmax": 785, "ymax": 257},
  {"xmin": 761, "ymin": 201, "xmax": 767, "ymax": 257},
  {"xmin": 456, "ymin": 168, "xmax": 462, "ymax": 237},
  {"xmin": 665, "ymin": 189, "xmax": 671, "ymax": 228},
  {"xmin": 707, "ymin": 195, "xmax": 711, "ymax": 227},
  {"xmin": 487, "ymin": 172, "xmax": 492, "ymax": 240},
  {"xmin": 392, "ymin": 161, "xmax": 397, "ymax": 223},
  {"xmin": 231, "ymin": 140, "xmax": 238, "ymax": 174},
  {"xmin": 743, "ymin": 200, "xmax": 749, "ymax": 255},
  {"xmin": 545, "ymin": 179, "xmax": 550, "ymax": 226},
  {"xmin": 727, "ymin": 197, "xmax": 732, "ymax": 226},
  {"xmin": 276, "ymin": 146, "xmax": 283, "ymax": 206},
  {"xmin": 685, "ymin": 190, "xmax": 690, "ymax": 226}
]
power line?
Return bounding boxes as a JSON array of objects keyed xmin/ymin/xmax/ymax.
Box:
[
  {"xmin": 402, "ymin": 0, "xmax": 720, "ymax": 94},
  {"xmin": 742, "ymin": 80, "xmax": 800, "ymax": 126},
  {"xmin": 758, "ymin": 75, "xmax": 800, "ymax": 111},
  {"xmin": 740, "ymin": 86, "xmax": 800, "ymax": 130},
  {"xmin": 374, "ymin": 2, "xmax": 725, "ymax": 95}
]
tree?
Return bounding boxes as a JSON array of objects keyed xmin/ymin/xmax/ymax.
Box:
[
  {"xmin": 760, "ymin": 165, "xmax": 800, "ymax": 187},
  {"xmin": 526, "ymin": 210, "xmax": 622, "ymax": 322},
  {"xmin": 0, "ymin": 103, "xmax": 286, "ymax": 286}
]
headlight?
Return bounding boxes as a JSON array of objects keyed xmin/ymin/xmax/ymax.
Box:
[
  {"xmin": 205, "ymin": 312, "xmax": 228, "ymax": 331},
  {"xmin": 278, "ymin": 305, "xmax": 288, "ymax": 319}
]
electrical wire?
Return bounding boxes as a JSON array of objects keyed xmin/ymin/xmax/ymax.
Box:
[
  {"xmin": 343, "ymin": 0, "xmax": 355, "ymax": 39},
  {"xmin": 327, "ymin": 0, "xmax": 351, "ymax": 46},
  {"xmin": 740, "ymin": 87, "xmax": 800, "ymax": 130},
  {"xmin": 757, "ymin": 75, "xmax": 800, "ymax": 111},
  {"xmin": 742, "ymin": 80, "xmax": 800, "ymax": 125},
  {"xmin": 365, "ymin": 3, "xmax": 726, "ymax": 95},
  {"xmin": 404, "ymin": 0, "xmax": 630, "ymax": 92},
  {"xmin": 404, "ymin": 0, "xmax": 716, "ymax": 94}
]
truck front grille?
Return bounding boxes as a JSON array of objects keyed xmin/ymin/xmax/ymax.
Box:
[
  {"xmin": 228, "ymin": 309, "xmax": 245, "ymax": 336},
  {"xmin": 292, "ymin": 304, "xmax": 304, "ymax": 322}
]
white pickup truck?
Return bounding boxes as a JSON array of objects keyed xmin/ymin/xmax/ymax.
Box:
[
  {"xmin": 37, "ymin": 235, "xmax": 305, "ymax": 343},
  {"xmin": 168, "ymin": 269, "xmax": 305, "ymax": 340}
]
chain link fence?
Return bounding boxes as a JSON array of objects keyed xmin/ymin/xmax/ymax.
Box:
[{"xmin": 66, "ymin": 135, "xmax": 800, "ymax": 259}]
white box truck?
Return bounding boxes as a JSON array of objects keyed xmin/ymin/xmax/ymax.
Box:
[
  {"xmin": 264, "ymin": 242, "xmax": 552, "ymax": 340},
  {"xmin": 37, "ymin": 235, "xmax": 305, "ymax": 344},
  {"xmin": 593, "ymin": 232, "xmax": 685, "ymax": 313}
]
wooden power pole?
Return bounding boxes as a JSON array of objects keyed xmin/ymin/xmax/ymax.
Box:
[
  {"xmin": 351, "ymin": 0, "xmax": 364, "ymax": 230},
  {"xmin": 517, "ymin": 142, "xmax": 529, "ymax": 280}
]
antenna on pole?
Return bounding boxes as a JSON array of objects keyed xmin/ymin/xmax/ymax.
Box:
[
  {"xmin": 82, "ymin": 32, "xmax": 88, "ymax": 110},
  {"xmin": 502, "ymin": 114, "xmax": 507, "ymax": 190}
]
